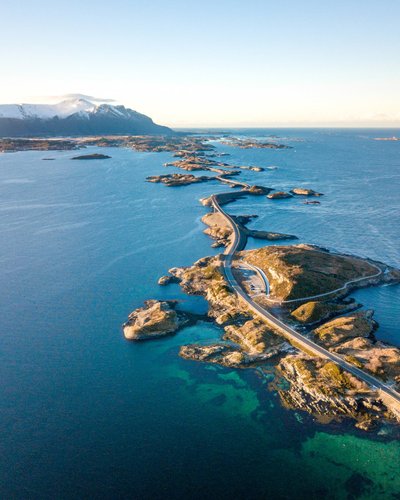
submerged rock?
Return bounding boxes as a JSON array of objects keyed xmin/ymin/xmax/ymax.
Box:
[{"xmin": 123, "ymin": 300, "xmax": 188, "ymax": 340}]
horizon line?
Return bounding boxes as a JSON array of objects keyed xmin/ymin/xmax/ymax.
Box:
[{"xmin": 170, "ymin": 124, "xmax": 400, "ymax": 130}]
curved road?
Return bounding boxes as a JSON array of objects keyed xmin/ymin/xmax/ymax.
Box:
[
  {"xmin": 247, "ymin": 261, "xmax": 382, "ymax": 304},
  {"xmin": 210, "ymin": 193, "xmax": 400, "ymax": 413}
]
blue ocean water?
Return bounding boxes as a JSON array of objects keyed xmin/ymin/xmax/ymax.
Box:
[{"xmin": 0, "ymin": 129, "xmax": 399, "ymax": 499}]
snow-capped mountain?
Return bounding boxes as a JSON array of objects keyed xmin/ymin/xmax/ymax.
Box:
[{"xmin": 0, "ymin": 96, "xmax": 173, "ymax": 136}]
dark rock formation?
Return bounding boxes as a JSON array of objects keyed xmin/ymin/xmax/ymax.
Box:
[{"xmin": 71, "ymin": 153, "xmax": 111, "ymax": 160}]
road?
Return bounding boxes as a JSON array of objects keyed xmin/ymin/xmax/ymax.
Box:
[
  {"xmin": 246, "ymin": 260, "xmax": 382, "ymax": 304},
  {"xmin": 210, "ymin": 193, "xmax": 400, "ymax": 412}
]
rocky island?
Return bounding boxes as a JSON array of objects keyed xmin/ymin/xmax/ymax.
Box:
[
  {"xmin": 123, "ymin": 300, "xmax": 189, "ymax": 340},
  {"xmin": 242, "ymin": 244, "xmax": 394, "ymax": 302},
  {"xmin": 290, "ymin": 188, "xmax": 323, "ymax": 196},
  {"xmin": 71, "ymin": 153, "xmax": 111, "ymax": 160},
  {"xmin": 267, "ymin": 191, "xmax": 293, "ymax": 199},
  {"xmin": 220, "ymin": 138, "xmax": 291, "ymax": 149},
  {"xmin": 146, "ymin": 173, "xmax": 213, "ymax": 186}
]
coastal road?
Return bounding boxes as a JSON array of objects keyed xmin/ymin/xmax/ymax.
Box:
[
  {"xmin": 245, "ymin": 260, "xmax": 382, "ymax": 304},
  {"xmin": 210, "ymin": 193, "xmax": 400, "ymax": 413}
]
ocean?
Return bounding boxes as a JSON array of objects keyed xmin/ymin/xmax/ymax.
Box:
[{"xmin": 0, "ymin": 129, "xmax": 399, "ymax": 498}]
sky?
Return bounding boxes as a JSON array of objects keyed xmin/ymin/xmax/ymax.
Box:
[{"xmin": 1, "ymin": 0, "xmax": 399, "ymax": 127}]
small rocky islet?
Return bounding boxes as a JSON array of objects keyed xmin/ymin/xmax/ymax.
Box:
[
  {"xmin": 71, "ymin": 153, "xmax": 111, "ymax": 160},
  {"xmin": 123, "ymin": 300, "xmax": 190, "ymax": 340}
]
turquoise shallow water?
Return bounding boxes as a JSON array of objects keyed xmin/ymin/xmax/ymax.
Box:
[{"xmin": 0, "ymin": 130, "xmax": 399, "ymax": 499}]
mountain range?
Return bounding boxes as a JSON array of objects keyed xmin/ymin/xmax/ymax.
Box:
[{"xmin": 0, "ymin": 96, "xmax": 173, "ymax": 136}]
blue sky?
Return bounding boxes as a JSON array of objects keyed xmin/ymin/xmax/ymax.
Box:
[{"xmin": 1, "ymin": 0, "xmax": 399, "ymax": 126}]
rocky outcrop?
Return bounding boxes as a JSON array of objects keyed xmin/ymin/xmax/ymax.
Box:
[
  {"xmin": 334, "ymin": 338, "xmax": 400, "ymax": 387},
  {"xmin": 146, "ymin": 173, "xmax": 213, "ymax": 186},
  {"xmin": 0, "ymin": 138, "xmax": 79, "ymax": 152},
  {"xmin": 201, "ymin": 212, "xmax": 233, "ymax": 247},
  {"xmin": 168, "ymin": 256, "xmax": 248, "ymax": 324},
  {"xmin": 202, "ymin": 211, "xmax": 296, "ymax": 247},
  {"xmin": 290, "ymin": 188, "xmax": 323, "ymax": 196},
  {"xmin": 267, "ymin": 191, "xmax": 293, "ymax": 199},
  {"xmin": 290, "ymin": 300, "xmax": 360, "ymax": 325},
  {"xmin": 223, "ymin": 319, "xmax": 286, "ymax": 354},
  {"xmin": 313, "ymin": 310, "xmax": 377, "ymax": 348},
  {"xmin": 158, "ymin": 275, "xmax": 179, "ymax": 286},
  {"xmin": 125, "ymin": 136, "xmax": 214, "ymax": 153},
  {"xmin": 180, "ymin": 343, "xmax": 249, "ymax": 367},
  {"xmin": 278, "ymin": 355, "xmax": 388, "ymax": 423},
  {"xmin": 220, "ymin": 138, "xmax": 291, "ymax": 149},
  {"xmin": 164, "ymin": 155, "xmax": 229, "ymax": 172},
  {"xmin": 123, "ymin": 300, "xmax": 189, "ymax": 340},
  {"xmin": 71, "ymin": 153, "xmax": 111, "ymax": 160},
  {"xmin": 200, "ymin": 191, "xmax": 246, "ymax": 207},
  {"xmin": 247, "ymin": 229, "xmax": 298, "ymax": 241},
  {"xmin": 244, "ymin": 185, "xmax": 272, "ymax": 195}
]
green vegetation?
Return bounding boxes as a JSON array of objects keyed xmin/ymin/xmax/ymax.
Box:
[
  {"xmin": 320, "ymin": 362, "xmax": 352, "ymax": 389},
  {"xmin": 291, "ymin": 300, "xmax": 350, "ymax": 324},
  {"xmin": 344, "ymin": 355, "xmax": 364, "ymax": 369},
  {"xmin": 244, "ymin": 244, "xmax": 379, "ymax": 301}
]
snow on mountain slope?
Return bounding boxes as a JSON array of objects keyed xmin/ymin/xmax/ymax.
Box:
[
  {"xmin": 0, "ymin": 95, "xmax": 174, "ymax": 136},
  {"xmin": 0, "ymin": 98, "xmax": 97, "ymax": 119}
]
